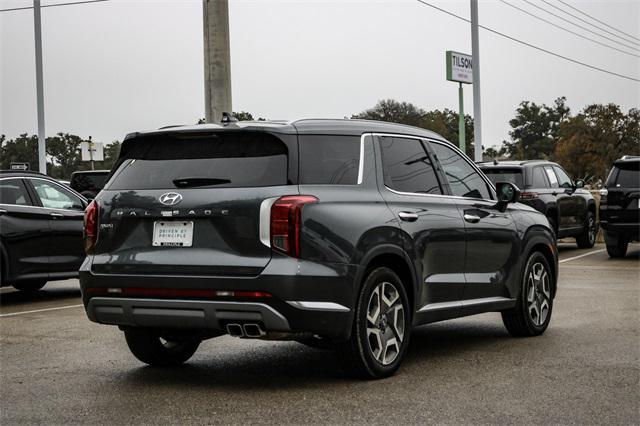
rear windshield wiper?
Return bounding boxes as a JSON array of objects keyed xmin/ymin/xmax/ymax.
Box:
[{"xmin": 172, "ymin": 177, "xmax": 231, "ymax": 188}]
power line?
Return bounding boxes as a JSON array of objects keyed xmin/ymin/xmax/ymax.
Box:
[
  {"xmin": 552, "ymin": 0, "xmax": 640, "ymax": 45},
  {"xmin": 499, "ymin": 0, "xmax": 639, "ymax": 58},
  {"xmin": 414, "ymin": 0, "xmax": 640, "ymax": 83},
  {"xmin": 523, "ymin": 0, "xmax": 639, "ymax": 52},
  {"xmin": 0, "ymin": 0, "xmax": 109, "ymax": 13}
]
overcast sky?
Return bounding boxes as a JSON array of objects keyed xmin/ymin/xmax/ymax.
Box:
[{"xmin": 1, "ymin": 0, "xmax": 639, "ymax": 150}]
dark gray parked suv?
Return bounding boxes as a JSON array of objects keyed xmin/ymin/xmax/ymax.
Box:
[{"xmin": 80, "ymin": 119, "xmax": 558, "ymax": 378}]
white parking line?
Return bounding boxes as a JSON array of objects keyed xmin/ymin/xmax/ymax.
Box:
[
  {"xmin": 559, "ymin": 249, "xmax": 606, "ymax": 264},
  {"xmin": 0, "ymin": 304, "xmax": 83, "ymax": 318}
]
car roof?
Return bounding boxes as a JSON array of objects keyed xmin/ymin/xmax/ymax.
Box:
[
  {"xmin": 70, "ymin": 170, "xmax": 110, "ymax": 175},
  {"xmin": 123, "ymin": 118, "xmax": 449, "ymax": 142},
  {"xmin": 0, "ymin": 170, "xmax": 48, "ymax": 177},
  {"xmin": 614, "ymin": 155, "xmax": 640, "ymax": 165},
  {"xmin": 478, "ymin": 160, "xmax": 555, "ymax": 168}
]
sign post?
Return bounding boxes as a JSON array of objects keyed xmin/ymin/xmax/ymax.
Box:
[
  {"xmin": 446, "ymin": 50, "xmax": 472, "ymax": 155},
  {"xmin": 81, "ymin": 136, "xmax": 104, "ymax": 170}
]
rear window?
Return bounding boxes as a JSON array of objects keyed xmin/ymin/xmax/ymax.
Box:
[
  {"xmin": 107, "ymin": 132, "xmax": 289, "ymax": 190},
  {"xmin": 481, "ymin": 168, "xmax": 524, "ymax": 189},
  {"xmin": 610, "ymin": 164, "xmax": 640, "ymax": 188},
  {"xmin": 298, "ymin": 135, "xmax": 360, "ymax": 185}
]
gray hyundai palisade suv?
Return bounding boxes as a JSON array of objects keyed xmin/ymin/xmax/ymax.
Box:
[{"xmin": 80, "ymin": 119, "xmax": 558, "ymax": 379}]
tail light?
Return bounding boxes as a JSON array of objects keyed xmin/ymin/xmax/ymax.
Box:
[
  {"xmin": 270, "ymin": 195, "xmax": 318, "ymax": 257},
  {"xmin": 83, "ymin": 200, "xmax": 99, "ymax": 253},
  {"xmin": 520, "ymin": 192, "xmax": 539, "ymax": 200}
]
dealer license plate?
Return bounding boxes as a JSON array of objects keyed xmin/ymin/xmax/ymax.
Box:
[{"xmin": 152, "ymin": 221, "xmax": 194, "ymax": 247}]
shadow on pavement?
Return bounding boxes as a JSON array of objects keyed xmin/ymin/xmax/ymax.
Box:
[
  {"xmin": 0, "ymin": 285, "xmax": 81, "ymax": 308},
  {"xmin": 120, "ymin": 320, "xmax": 509, "ymax": 388}
]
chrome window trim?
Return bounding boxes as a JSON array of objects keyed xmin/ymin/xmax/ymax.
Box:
[
  {"xmin": 0, "ymin": 176, "xmax": 86, "ymax": 212},
  {"xmin": 372, "ymin": 133, "xmax": 496, "ymax": 203},
  {"xmin": 356, "ymin": 133, "xmax": 370, "ymax": 185}
]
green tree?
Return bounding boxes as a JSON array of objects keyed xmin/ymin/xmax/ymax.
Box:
[
  {"xmin": 555, "ymin": 104, "xmax": 639, "ymax": 182},
  {"xmin": 503, "ymin": 97, "xmax": 570, "ymax": 160},
  {"xmin": 0, "ymin": 134, "xmax": 39, "ymax": 171},
  {"xmin": 352, "ymin": 99, "xmax": 476, "ymax": 157},
  {"xmin": 46, "ymin": 133, "xmax": 83, "ymax": 178}
]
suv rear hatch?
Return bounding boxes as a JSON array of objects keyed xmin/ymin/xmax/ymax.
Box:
[
  {"xmin": 602, "ymin": 159, "xmax": 640, "ymax": 224},
  {"xmin": 90, "ymin": 130, "xmax": 298, "ymax": 276}
]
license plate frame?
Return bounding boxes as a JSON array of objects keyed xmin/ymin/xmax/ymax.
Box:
[{"xmin": 152, "ymin": 221, "xmax": 194, "ymax": 247}]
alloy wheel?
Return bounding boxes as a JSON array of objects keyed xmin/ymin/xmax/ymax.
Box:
[
  {"xmin": 526, "ymin": 262, "xmax": 551, "ymax": 326},
  {"xmin": 366, "ymin": 281, "xmax": 405, "ymax": 365}
]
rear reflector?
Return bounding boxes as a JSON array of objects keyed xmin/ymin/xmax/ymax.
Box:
[
  {"xmin": 85, "ymin": 287, "xmax": 272, "ymax": 299},
  {"xmin": 520, "ymin": 192, "xmax": 539, "ymax": 200}
]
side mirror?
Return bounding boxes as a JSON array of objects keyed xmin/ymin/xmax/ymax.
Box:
[
  {"xmin": 575, "ymin": 179, "xmax": 584, "ymax": 189},
  {"xmin": 494, "ymin": 181, "xmax": 521, "ymax": 212}
]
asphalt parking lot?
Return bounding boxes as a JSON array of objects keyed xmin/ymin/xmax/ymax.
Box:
[{"xmin": 1, "ymin": 243, "xmax": 638, "ymax": 425}]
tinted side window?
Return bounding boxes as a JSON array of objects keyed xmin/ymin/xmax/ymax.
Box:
[
  {"xmin": 544, "ymin": 166, "xmax": 559, "ymax": 188},
  {"xmin": 0, "ymin": 179, "xmax": 32, "ymax": 206},
  {"xmin": 430, "ymin": 142, "xmax": 491, "ymax": 199},
  {"xmin": 615, "ymin": 167, "xmax": 640, "ymax": 188},
  {"xmin": 31, "ymin": 180, "xmax": 84, "ymax": 210},
  {"xmin": 532, "ymin": 167, "xmax": 548, "ymax": 188},
  {"xmin": 553, "ymin": 166, "xmax": 573, "ymax": 188},
  {"xmin": 379, "ymin": 136, "xmax": 441, "ymax": 194},
  {"xmin": 299, "ymin": 135, "xmax": 360, "ymax": 185}
]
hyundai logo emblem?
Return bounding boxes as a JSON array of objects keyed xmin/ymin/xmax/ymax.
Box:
[{"xmin": 158, "ymin": 192, "xmax": 183, "ymax": 206}]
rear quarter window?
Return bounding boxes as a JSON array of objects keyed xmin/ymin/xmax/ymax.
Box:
[
  {"xmin": 481, "ymin": 168, "xmax": 524, "ymax": 189},
  {"xmin": 298, "ymin": 135, "xmax": 360, "ymax": 185}
]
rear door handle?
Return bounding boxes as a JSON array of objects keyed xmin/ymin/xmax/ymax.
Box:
[
  {"xmin": 398, "ymin": 212, "xmax": 418, "ymax": 222},
  {"xmin": 463, "ymin": 213, "xmax": 481, "ymax": 223},
  {"xmin": 50, "ymin": 212, "xmax": 64, "ymax": 219}
]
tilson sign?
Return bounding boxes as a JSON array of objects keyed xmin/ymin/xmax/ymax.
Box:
[{"xmin": 446, "ymin": 51, "xmax": 473, "ymax": 84}]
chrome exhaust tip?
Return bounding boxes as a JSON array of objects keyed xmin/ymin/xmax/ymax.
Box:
[
  {"xmin": 226, "ymin": 323, "xmax": 244, "ymax": 337},
  {"xmin": 243, "ymin": 323, "xmax": 265, "ymax": 338}
]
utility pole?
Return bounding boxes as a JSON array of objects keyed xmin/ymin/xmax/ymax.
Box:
[
  {"xmin": 458, "ymin": 83, "xmax": 465, "ymax": 155},
  {"xmin": 203, "ymin": 0, "xmax": 232, "ymax": 123},
  {"xmin": 470, "ymin": 0, "xmax": 483, "ymax": 162},
  {"xmin": 34, "ymin": 0, "xmax": 46, "ymax": 173}
]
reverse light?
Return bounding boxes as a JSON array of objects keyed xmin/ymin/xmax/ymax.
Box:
[
  {"xmin": 520, "ymin": 192, "xmax": 539, "ymax": 200},
  {"xmin": 270, "ymin": 195, "xmax": 318, "ymax": 258},
  {"xmin": 83, "ymin": 200, "xmax": 99, "ymax": 253}
]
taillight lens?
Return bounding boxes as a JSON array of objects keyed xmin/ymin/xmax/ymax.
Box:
[
  {"xmin": 83, "ymin": 200, "xmax": 99, "ymax": 253},
  {"xmin": 270, "ymin": 195, "xmax": 318, "ymax": 257},
  {"xmin": 599, "ymin": 188, "xmax": 608, "ymax": 204},
  {"xmin": 520, "ymin": 192, "xmax": 539, "ymax": 200}
]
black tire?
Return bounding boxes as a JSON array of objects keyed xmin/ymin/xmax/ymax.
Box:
[
  {"xmin": 12, "ymin": 280, "xmax": 47, "ymax": 292},
  {"xmin": 502, "ymin": 252, "xmax": 553, "ymax": 337},
  {"xmin": 606, "ymin": 239, "xmax": 628, "ymax": 258},
  {"xmin": 338, "ymin": 267, "xmax": 411, "ymax": 379},
  {"xmin": 576, "ymin": 211, "xmax": 596, "ymax": 248},
  {"xmin": 124, "ymin": 328, "xmax": 200, "ymax": 366}
]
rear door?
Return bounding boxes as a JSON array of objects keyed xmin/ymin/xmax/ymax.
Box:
[
  {"xmin": 376, "ymin": 135, "xmax": 467, "ymax": 319},
  {"xmin": 0, "ymin": 178, "xmax": 52, "ymax": 280},
  {"xmin": 91, "ymin": 130, "xmax": 298, "ymax": 276},
  {"xmin": 27, "ymin": 178, "xmax": 86, "ymax": 273},
  {"xmin": 553, "ymin": 165, "xmax": 585, "ymax": 232},
  {"xmin": 606, "ymin": 162, "xmax": 640, "ymax": 224},
  {"xmin": 429, "ymin": 141, "xmax": 520, "ymax": 307}
]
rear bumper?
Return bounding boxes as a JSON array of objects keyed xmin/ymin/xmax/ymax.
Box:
[
  {"xmin": 79, "ymin": 256, "xmax": 360, "ymax": 340},
  {"xmin": 601, "ymin": 222, "xmax": 639, "ymax": 243}
]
